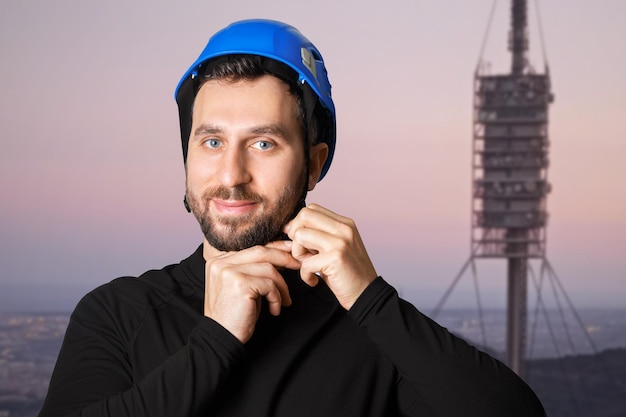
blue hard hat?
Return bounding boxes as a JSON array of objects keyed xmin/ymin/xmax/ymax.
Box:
[{"xmin": 175, "ymin": 19, "xmax": 336, "ymax": 181}]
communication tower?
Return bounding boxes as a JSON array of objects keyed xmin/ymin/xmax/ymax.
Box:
[
  {"xmin": 433, "ymin": 1, "xmax": 607, "ymax": 391},
  {"xmin": 472, "ymin": 0, "xmax": 552, "ymax": 376},
  {"xmin": 432, "ymin": 0, "xmax": 554, "ymax": 378}
]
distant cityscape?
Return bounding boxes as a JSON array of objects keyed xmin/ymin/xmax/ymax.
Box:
[
  {"xmin": 0, "ymin": 313, "xmax": 68, "ymax": 417},
  {"xmin": 1, "ymin": 309, "xmax": 625, "ymax": 417},
  {"xmin": 436, "ymin": 308, "xmax": 626, "ymax": 359}
]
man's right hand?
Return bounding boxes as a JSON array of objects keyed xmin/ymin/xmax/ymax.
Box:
[{"xmin": 203, "ymin": 241, "xmax": 301, "ymax": 344}]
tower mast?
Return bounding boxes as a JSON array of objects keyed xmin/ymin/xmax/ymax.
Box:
[{"xmin": 510, "ymin": 0, "xmax": 528, "ymax": 75}]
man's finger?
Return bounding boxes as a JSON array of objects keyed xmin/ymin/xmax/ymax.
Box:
[{"xmin": 225, "ymin": 245, "xmax": 301, "ymax": 271}]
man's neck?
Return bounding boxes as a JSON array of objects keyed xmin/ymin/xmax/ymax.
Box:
[{"xmin": 202, "ymin": 239, "xmax": 224, "ymax": 261}]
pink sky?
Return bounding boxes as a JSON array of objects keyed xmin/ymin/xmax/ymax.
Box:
[{"xmin": 1, "ymin": 0, "xmax": 625, "ymax": 310}]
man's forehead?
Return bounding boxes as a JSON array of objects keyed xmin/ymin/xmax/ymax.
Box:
[
  {"xmin": 191, "ymin": 77, "xmax": 299, "ymax": 126},
  {"xmin": 195, "ymin": 74, "xmax": 292, "ymax": 98}
]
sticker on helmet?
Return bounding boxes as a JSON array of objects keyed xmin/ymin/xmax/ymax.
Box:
[{"xmin": 300, "ymin": 48, "xmax": 317, "ymax": 82}]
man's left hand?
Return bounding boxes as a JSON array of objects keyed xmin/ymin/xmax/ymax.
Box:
[{"xmin": 282, "ymin": 203, "xmax": 377, "ymax": 310}]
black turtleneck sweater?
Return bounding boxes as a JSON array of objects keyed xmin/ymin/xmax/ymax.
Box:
[{"xmin": 39, "ymin": 245, "xmax": 545, "ymax": 417}]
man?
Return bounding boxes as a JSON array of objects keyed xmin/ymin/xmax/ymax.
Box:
[{"xmin": 39, "ymin": 19, "xmax": 545, "ymax": 417}]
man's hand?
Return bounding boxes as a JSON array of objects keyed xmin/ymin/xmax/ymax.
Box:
[
  {"xmin": 203, "ymin": 242, "xmax": 301, "ymax": 344},
  {"xmin": 283, "ymin": 204, "xmax": 378, "ymax": 310}
]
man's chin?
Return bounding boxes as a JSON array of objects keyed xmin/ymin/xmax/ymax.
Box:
[
  {"xmin": 206, "ymin": 236, "xmax": 266, "ymax": 252},
  {"xmin": 204, "ymin": 224, "xmax": 280, "ymax": 252}
]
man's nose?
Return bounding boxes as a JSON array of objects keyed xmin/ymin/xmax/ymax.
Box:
[{"xmin": 216, "ymin": 146, "xmax": 252, "ymax": 188}]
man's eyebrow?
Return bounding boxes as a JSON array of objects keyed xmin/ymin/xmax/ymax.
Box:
[
  {"xmin": 193, "ymin": 124, "xmax": 222, "ymax": 137},
  {"xmin": 192, "ymin": 124, "xmax": 290, "ymax": 139},
  {"xmin": 249, "ymin": 124, "xmax": 288, "ymax": 138}
]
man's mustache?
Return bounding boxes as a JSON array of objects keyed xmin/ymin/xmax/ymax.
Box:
[{"xmin": 203, "ymin": 186, "xmax": 263, "ymax": 203}]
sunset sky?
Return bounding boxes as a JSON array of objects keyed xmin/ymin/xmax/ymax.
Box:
[{"xmin": 1, "ymin": 0, "xmax": 624, "ymax": 312}]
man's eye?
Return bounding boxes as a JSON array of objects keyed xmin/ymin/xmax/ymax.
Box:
[
  {"xmin": 204, "ymin": 139, "xmax": 222, "ymax": 149},
  {"xmin": 252, "ymin": 140, "xmax": 274, "ymax": 151}
]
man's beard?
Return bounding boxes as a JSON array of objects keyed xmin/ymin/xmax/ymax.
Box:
[{"xmin": 186, "ymin": 176, "xmax": 306, "ymax": 252}]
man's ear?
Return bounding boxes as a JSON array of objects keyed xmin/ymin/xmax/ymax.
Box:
[{"xmin": 307, "ymin": 143, "xmax": 329, "ymax": 191}]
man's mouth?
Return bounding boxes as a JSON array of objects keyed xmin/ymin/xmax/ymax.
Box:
[{"xmin": 211, "ymin": 199, "xmax": 259, "ymax": 216}]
